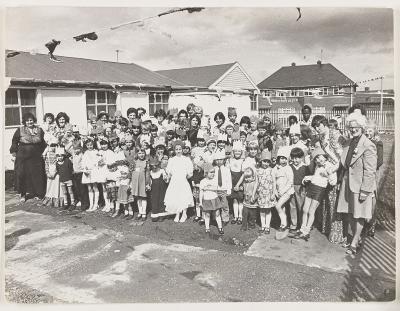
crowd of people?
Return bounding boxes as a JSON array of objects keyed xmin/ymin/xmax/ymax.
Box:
[{"xmin": 10, "ymin": 103, "xmax": 383, "ymax": 255}]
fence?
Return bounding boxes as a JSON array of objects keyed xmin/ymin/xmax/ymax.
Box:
[{"xmin": 258, "ymin": 110, "xmax": 395, "ymax": 133}]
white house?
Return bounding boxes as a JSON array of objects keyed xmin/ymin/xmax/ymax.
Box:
[
  {"xmin": 4, "ymin": 52, "xmax": 259, "ymax": 170},
  {"xmin": 157, "ymin": 62, "xmax": 260, "ymax": 118}
]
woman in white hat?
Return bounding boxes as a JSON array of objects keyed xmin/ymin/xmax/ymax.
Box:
[{"xmin": 336, "ymin": 112, "xmax": 377, "ymax": 254}]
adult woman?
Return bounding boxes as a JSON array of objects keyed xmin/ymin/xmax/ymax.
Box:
[
  {"xmin": 164, "ymin": 140, "xmax": 194, "ymax": 223},
  {"xmin": 54, "ymin": 112, "xmax": 71, "ymax": 142},
  {"xmin": 311, "ymin": 115, "xmax": 345, "ymax": 244},
  {"xmin": 187, "ymin": 114, "xmax": 201, "ymax": 146},
  {"xmin": 213, "ymin": 112, "xmax": 226, "ymax": 135},
  {"xmin": 126, "ymin": 108, "xmax": 138, "ymax": 128},
  {"xmin": 239, "ymin": 116, "xmax": 251, "ymax": 133},
  {"xmin": 10, "ymin": 112, "xmax": 46, "ymax": 202},
  {"xmin": 337, "ymin": 113, "xmax": 377, "ymax": 254}
]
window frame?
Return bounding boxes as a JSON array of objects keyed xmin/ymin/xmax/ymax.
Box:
[
  {"xmin": 5, "ymin": 88, "xmax": 37, "ymax": 127},
  {"xmin": 148, "ymin": 92, "xmax": 170, "ymax": 116},
  {"xmin": 250, "ymin": 94, "xmax": 258, "ymax": 111},
  {"xmin": 85, "ymin": 90, "xmax": 117, "ymax": 119}
]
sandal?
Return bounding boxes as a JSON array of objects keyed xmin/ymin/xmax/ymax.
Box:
[{"xmin": 218, "ymin": 228, "xmax": 224, "ymax": 235}]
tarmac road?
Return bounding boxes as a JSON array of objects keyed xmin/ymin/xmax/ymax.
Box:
[{"xmin": 3, "ymin": 192, "xmax": 396, "ymax": 303}]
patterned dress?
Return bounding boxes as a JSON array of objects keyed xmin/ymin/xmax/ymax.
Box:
[
  {"xmin": 256, "ymin": 167, "xmax": 276, "ymax": 209},
  {"xmin": 318, "ymin": 129, "xmax": 346, "ymax": 244}
]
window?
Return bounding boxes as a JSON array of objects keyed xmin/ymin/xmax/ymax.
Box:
[
  {"xmin": 333, "ymin": 87, "xmax": 344, "ymax": 95},
  {"xmin": 262, "ymin": 90, "xmax": 275, "ymax": 97},
  {"xmin": 303, "ymin": 90, "xmax": 313, "ymax": 96},
  {"xmin": 5, "ymin": 89, "xmax": 37, "ymax": 126},
  {"xmin": 289, "ymin": 90, "xmax": 299, "ymax": 97},
  {"xmin": 85, "ymin": 90, "xmax": 117, "ymax": 119},
  {"xmin": 149, "ymin": 92, "xmax": 169, "ymax": 115},
  {"xmin": 250, "ymin": 94, "xmax": 257, "ymax": 111},
  {"xmin": 318, "ymin": 88, "xmax": 329, "ymax": 96}
]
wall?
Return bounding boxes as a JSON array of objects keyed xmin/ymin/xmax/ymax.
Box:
[
  {"xmin": 41, "ymin": 89, "xmax": 86, "ymax": 128},
  {"xmin": 119, "ymin": 92, "xmax": 149, "ymax": 117}
]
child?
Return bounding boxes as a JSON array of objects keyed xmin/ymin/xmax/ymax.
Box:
[
  {"xmin": 272, "ymin": 146, "xmax": 294, "ymax": 239},
  {"xmin": 55, "ymin": 147, "xmax": 75, "ymax": 209},
  {"xmin": 229, "ymin": 141, "xmax": 245, "ymax": 225},
  {"xmin": 294, "ymin": 147, "xmax": 337, "ymax": 241},
  {"xmin": 364, "ymin": 119, "xmax": 384, "ymax": 237},
  {"xmin": 191, "ymin": 131, "xmax": 206, "ymax": 160},
  {"xmin": 112, "ymin": 160, "xmax": 134, "ymax": 218},
  {"xmin": 203, "ymin": 136, "xmax": 217, "ymax": 164},
  {"xmin": 238, "ymin": 166, "xmax": 258, "ymax": 231},
  {"xmin": 192, "ymin": 158, "xmax": 205, "ymax": 224},
  {"xmin": 131, "ymin": 147, "xmax": 149, "ymax": 220},
  {"xmin": 212, "ymin": 150, "xmax": 232, "ymax": 226},
  {"xmin": 288, "ymin": 147, "xmax": 310, "ymax": 233},
  {"xmin": 272, "ymin": 122, "xmax": 288, "ymax": 160},
  {"xmin": 199, "ymin": 163, "xmax": 224, "ymax": 235},
  {"xmin": 148, "ymin": 157, "xmax": 169, "ymax": 222},
  {"xmin": 289, "ymin": 123, "xmax": 310, "ymax": 165},
  {"xmin": 183, "ymin": 141, "xmax": 192, "ymax": 157},
  {"xmin": 71, "ymin": 145, "xmax": 89, "ymax": 210},
  {"xmin": 123, "ymin": 134, "xmax": 136, "ymax": 164},
  {"xmin": 216, "ymin": 133, "xmax": 228, "ymax": 152},
  {"xmin": 81, "ymin": 138, "xmax": 101, "ymax": 211},
  {"xmin": 257, "ymin": 149, "xmax": 276, "ymax": 234},
  {"xmin": 42, "ymin": 138, "xmax": 62, "ymax": 208},
  {"xmin": 242, "ymin": 139, "xmax": 258, "ymax": 171}
]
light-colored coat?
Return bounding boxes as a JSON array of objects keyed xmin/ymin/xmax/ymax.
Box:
[{"xmin": 340, "ymin": 134, "xmax": 377, "ymax": 194}]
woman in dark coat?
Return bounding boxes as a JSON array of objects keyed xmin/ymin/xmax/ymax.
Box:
[{"xmin": 10, "ymin": 112, "xmax": 47, "ymax": 202}]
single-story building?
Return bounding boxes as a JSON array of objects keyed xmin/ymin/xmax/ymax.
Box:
[
  {"xmin": 5, "ymin": 52, "xmax": 259, "ymax": 169},
  {"xmin": 156, "ymin": 62, "xmax": 260, "ymax": 118},
  {"xmin": 257, "ymin": 61, "xmax": 356, "ymax": 115}
]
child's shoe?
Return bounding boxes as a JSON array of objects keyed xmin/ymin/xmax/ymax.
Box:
[
  {"xmin": 218, "ymin": 228, "xmax": 224, "ymax": 235},
  {"xmin": 198, "ymin": 219, "xmax": 205, "ymax": 226},
  {"xmin": 236, "ymin": 218, "xmax": 242, "ymax": 225}
]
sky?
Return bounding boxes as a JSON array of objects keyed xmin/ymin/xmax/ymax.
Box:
[{"xmin": 5, "ymin": 6, "xmax": 395, "ymax": 90}]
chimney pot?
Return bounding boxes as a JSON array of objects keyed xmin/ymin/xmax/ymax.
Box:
[
  {"xmin": 365, "ymin": 87, "xmax": 370, "ymax": 92},
  {"xmin": 291, "ymin": 62, "xmax": 296, "ymax": 66},
  {"xmin": 317, "ymin": 60, "xmax": 322, "ymax": 65}
]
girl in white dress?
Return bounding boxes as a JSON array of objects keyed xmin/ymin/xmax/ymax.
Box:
[
  {"xmin": 81, "ymin": 139, "xmax": 101, "ymax": 211},
  {"xmin": 164, "ymin": 140, "xmax": 194, "ymax": 222}
]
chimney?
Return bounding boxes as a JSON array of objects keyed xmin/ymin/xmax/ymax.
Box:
[
  {"xmin": 291, "ymin": 62, "xmax": 296, "ymax": 66},
  {"xmin": 317, "ymin": 60, "xmax": 322, "ymax": 66},
  {"xmin": 365, "ymin": 87, "xmax": 370, "ymax": 92}
]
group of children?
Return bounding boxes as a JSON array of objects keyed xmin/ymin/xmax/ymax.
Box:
[{"xmin": 39, "ymin": 108, "xmax": 344, "ymax": 240}]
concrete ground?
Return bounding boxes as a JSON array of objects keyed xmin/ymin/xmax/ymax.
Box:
[{"xmin": 3, "ymin": 190, "xmax": 396, "ymax": 303}]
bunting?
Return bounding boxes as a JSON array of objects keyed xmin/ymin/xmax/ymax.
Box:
[{"xmin": 6, "ymin": 7, "xmax": 205, "ymax": 60}]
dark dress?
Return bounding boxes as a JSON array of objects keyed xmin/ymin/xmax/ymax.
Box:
[
  {"xmin": 230, "ymin": 171, "xmax": 244, "ymax": 201},
  {"xmin": 10, "ymin": 126, "xmax": 46, "ymax": 198},
  {"xmin": 150, "ymin": 170, "xmax": 168, "ymax": 217}
]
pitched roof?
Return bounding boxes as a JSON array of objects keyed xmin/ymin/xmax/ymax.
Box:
[
  {"xmin": 156, "ymin": 62, "xmax": 236, "ymax": 87},
  {"xmin": 257, "ymin": 63, "xmax": 355, "ymax": 89},
  {"xmin": 6, "ymin": 51, "xmax": 183, "ymax": 87}
]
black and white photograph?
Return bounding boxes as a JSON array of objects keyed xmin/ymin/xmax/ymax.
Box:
[{"xmin": 2, "ymin": 2, "xmax": 397, "ymax": 304}]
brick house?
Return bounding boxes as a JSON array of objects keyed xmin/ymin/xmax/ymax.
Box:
[{"xmin": 257, "ymin": 61, "xmax": 356, "ymax": 115}]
